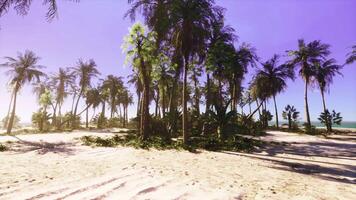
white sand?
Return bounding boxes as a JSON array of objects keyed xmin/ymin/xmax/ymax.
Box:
[{"xmin": 0, "ymin": 131, "xmax": 355, "ymax": 200}]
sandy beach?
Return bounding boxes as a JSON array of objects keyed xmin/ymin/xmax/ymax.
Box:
[{"xmin": 0, "ymin": 130, "xmax": 355, "ymax": 200}]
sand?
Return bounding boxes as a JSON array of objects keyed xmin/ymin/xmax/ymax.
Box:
[{"xmin": 0, "ymin": 130, "xmax": 355, "ymax": 200}]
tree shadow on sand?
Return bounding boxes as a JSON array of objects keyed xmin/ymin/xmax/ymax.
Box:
[
  {"xmin": 222, "ymin": 151, "xmax": 356, "ymax": 184},
  {"xmin": 6, "ymin": 136, "xmax": 77, "ymax": 156},
  {"xmin": 220, "ymin": 135, "xmax": 356, "ymax": 185}
]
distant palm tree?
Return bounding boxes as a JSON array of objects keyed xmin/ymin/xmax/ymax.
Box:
[
  {"xmin": 72, "ymin": 59, "xmax": 100, "ymax": 123},
  {"xmin": 102, "ymin": 75, "xmax": 124, "ymax": 119},
  {"xmin": 50, "ymin": 67, "xmax": 75, "ymax": 128},
  {"xmin": 346, "ymin": 45, "xmax": 356, "ymax": 65},
  {"xmin": 287, "ymin": 39, "xmax": 330, "ymax": 127},
  {"xmin": 85, "ymin": 88, "xmax": 101, "ymax": 128},
  {"xmin": 282, "ymin": 105, "xmax": 300, "ymax": 130},
  {"xmin": 255, "ymin": 54, "xmax": 294, "ymax": 128},
  {"xmin": 1, "ymin": 50, "xmax": 45, "ymax": 134},
  {"xmin": 314, "ymin": 58, "xmax": 342, "ymax": 132}
]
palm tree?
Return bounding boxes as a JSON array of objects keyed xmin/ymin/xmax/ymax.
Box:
[
  {"xmin": 346, "ymin": 45, "xmax": 356, "ymax": 65},
  {"xmin": 1, "ymin": 50, "xmax": 45, "ymax": 134},
  {"xmin": 50, "ymin": 67, "xmax": 75, "ymax": 128},
  {"xmin": 0, "ymin": 0, "xmax": 77, "ymax": 20},
  {"xmin": 123, "ymin": 23, "xmax": 156, "ymax": 140},
  {"xmin": 314, "ymin": 58, "xmax": 342, "ymax": 132},
  {"xmin": 169, "ymin": 0, "xmax": 217, "ymax": 144},
  {"xmin": 102, "ymin": 75, "xmax": 124, "ymax": 119},
  {"xmin": 282, "ymin": 105, "xmax": 300, "ymax": 130},
  {"xmin": 85, "ymin": 87, "xmax": 101, "ymax": 128},
  {"xmin": 128, "ymin": 70, "xmax": 143, "ymax": 118},
  {"xmin": 72, "ymin": 59, "xmax": 100, "ymax": 124},
  {"xmin": 255, "ymin": 54, "xmax": 294, "ymax": 128},
  {"xmin": 287, "ymin": 39, "xmax": 330, "ymax": 127}
]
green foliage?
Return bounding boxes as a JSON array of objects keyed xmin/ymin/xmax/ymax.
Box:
[
  {"xmin": 236, "ymin": 115, "xmax": 264, "ymax": 136},
  {"xmin": 0, "ymin": 143, "xmax": 8, "ymax": 151},
  {"xmin": 303, "ymin": 123, "xmax": 317, "ymax": 135},
  {"xmin": 107, "ymin": 117, "xmax": 121, "ymax": 128},
  {"xmin": 93, "ymin": 113, "xmax": 108, "ymax": 129},
  {"xmin": 260, "ymin": 110, "xmax": 273, "ymax": 128},
  {"xmin": 31, "ymin": 109, "xmax": 52, "ymax": 132},
  {"xmin": 2, "ymin": 115, "xmax": 21, "ymax": 129},
  {"xmin": 318, "ymin": 109, "xmax": 342, "ymax": 132},
  {"xmin": 282, "ymin": 105, "xmax": 300, "ymax": 130},
  {"xmin": 81, "ymin": 133, "xmax": 264, "ymax": 153}
]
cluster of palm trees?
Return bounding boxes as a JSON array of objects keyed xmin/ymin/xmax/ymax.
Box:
[
  {"xmin": 1, "ymin": 51, "xmax": 133, "ymax": 134},
  {"xmin": 0, "ymin": 0, "xmax": 355, "ymax": 140}
]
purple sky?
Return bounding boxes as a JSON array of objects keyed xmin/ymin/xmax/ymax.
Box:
[{"xmin": 0, "ymin": 0, "xmax": 355, "ymax": 123}]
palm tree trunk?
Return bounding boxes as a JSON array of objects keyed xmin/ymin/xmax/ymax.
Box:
[
  {"xmin": 4, "ymin": 91, "xmax": 15, "ymax": 129},
  {"xmin": 73, "ymin": 89, "xmax": 83, "ymax": 117},
  {"xmin": 140, "ymin": 54, "xmax": 150, "ymax": 140},
  {"xmin": 182, "ymin": 57, "xmax": 189, "ymax": 144},
  {"xmin": 304, "ymin": 79, "xmax": 311, "ymax": 127},
  {"xmin": 86, "ymin": 106, "xmax": 89, "ymax": 128},
  {"xmin": 321, "ymin": 91, "xmax": 331, "ymax": 132},
  {"xmin": 205, "ymin": 73, "xmax": 211, "ymax": 114},
  {"xmin": 136, "ymin": 92, "xmax": 141, "ymax": 117},
  {"xmin": 273, "ymin": 94, "xmax": 279, "ymax": 128},
  {"xmin": 162, "ymin": 87, "xmax": 166, "ymax": 118},
  {"xmin": 6, "ymin": 87, "xmax": 18, "ymax": 134}
]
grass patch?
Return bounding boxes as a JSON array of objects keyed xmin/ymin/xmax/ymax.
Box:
[
  {"xmin": 0, "ymin": 143, "xmax": 8, "ymax": 151},
  {"xmin": 80, "ymin": 134, "xmax": 265, "ymax": 153}
]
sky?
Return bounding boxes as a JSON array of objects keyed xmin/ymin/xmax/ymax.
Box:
[{"xmin": 0, "ymin": 0, "xmax": 355, "ymax": 123}]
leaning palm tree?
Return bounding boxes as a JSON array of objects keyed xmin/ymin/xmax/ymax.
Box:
[
  {"xmin": 346, "ymin": 45, "xmax": 356, "ymax": 65},
  {"xmin": 287, "ymin": 39, "xmax": 330, "ymax": 127},
  {"xmin": 1, "ymin": 50, "xmax": 45, "ymax": 134},
  {"xmin": 255, "ymin": 54, "xmax": 294, "ymax": 128},
  {"xmin": 314, "ymin": 58, "xmax": 342, "ymax": 132},
  {"xmin": 72, "ymin": 59, "xmax": 100, "ymax": 123}
]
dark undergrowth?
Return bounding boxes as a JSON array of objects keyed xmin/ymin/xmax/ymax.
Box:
[
  {"xmin": 0, "ymin": 143, "xmax": 8, "ymax": 151},
  {"xmin": 80, "ymin": 134, "xmax": 266, "ymax": 153}
]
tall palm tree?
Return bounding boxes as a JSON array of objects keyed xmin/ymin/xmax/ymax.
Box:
[
  {"xmin": 1, "ymin": 50, "xmax": 45, "ymax": 134},
  {"xmin": 255, "ymin": 54, "xmax": 294, "ymax": 128},
  {"xmin": 287, "ymin": 39, "xmax": 330, "ymax": 127},
  {"xmin": 169, "ymin": 0, "xmax": 217, "ymax": 144},
  {"xmin": 314, "ymin": 58, "xmax": 342, "ymax": 132},
  {"xmin": 123, "ymin": 23, "xmax": 156, "ymax": 140},
  {"xmin": 72, "ymin": 59, "xmax": 100, "ymax": 123},
  {"xmin": 346, "ymin": 45, "xmax": 356, "ymax": 65}
]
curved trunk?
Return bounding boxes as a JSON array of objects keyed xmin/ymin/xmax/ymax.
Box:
[
  {"xmin": 6, "ymin": 87, "xmax": 18, "ymax": 134},
  {"xmin": 304, "ymin": 79, "xmax": 311, "ymax": 127},
  {"xmin": 273, "ymin": 95, "xmax": 279, "ymax": 128},
  {"xmin": 86, "ymin": 106, "xmax": 89, "ymax": 128},
  {"xmin": 4, "ymin": 92, "xmax": 14, "ymax": 129}
]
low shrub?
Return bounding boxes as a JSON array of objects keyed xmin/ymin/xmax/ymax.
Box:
[
  {"xmin": 81, "ymin": 134, "xmax": 265, "ymax": 153},
  {"xmin": 0, "ymin": 143, "xmax": 8, "ymax": 151}
]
